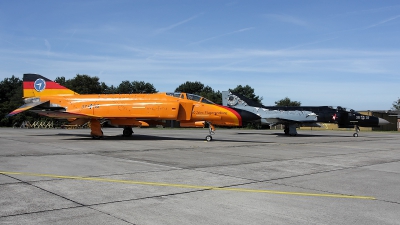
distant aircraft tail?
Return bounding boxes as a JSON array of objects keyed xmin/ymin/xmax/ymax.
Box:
[
  {"xmin": 222, "ymin": 91, "xmax": 230, "ymax": 106},
  {"xmin": 222, "ymin": 91, "xmax": 265, "ymax": 108},
  {"xmin": 222, "ymin": 91, "xmax": 247, "ymax": 107},
  {"xmin": 222, "ymin": 91, "xmax": 255, "ymax": 107},
  {"xmin": 23, "ymin": 73, "xmax": 78, "ymax": 98}
]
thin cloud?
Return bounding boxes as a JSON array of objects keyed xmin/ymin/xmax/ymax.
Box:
[
  {"xmin": 156, "ymin": 14, "xmax": 202, "ymax": 34},
  {"xmin": 324, "ymin": 14, "xmax": 400, "ymax": 36},
  {"xmin": 62, "ymin": 29, "xmax": 77, "ymax": 51},
  {"xmin": 189, "ymin": 27, "xmax": 255, "ymax": 45},
  {"xmin": 365, "ymin": 14, "xmax": 400, "ymax": 29},
  {"xmin": 279, "ymin": 38, "xmax": 338, "ymax": 51},
  {"xmin": 44, "ymin": 39, "xmax": 51, "ymax": 55},
  {"xmin": 334, "ymin": 5, "xmax": 400, "ymax": 17},
  {"xmin": 264, "ymin": 14, "xmax": 308, "ymax": 27}
]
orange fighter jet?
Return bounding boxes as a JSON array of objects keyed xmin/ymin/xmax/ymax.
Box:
[{"xmin": 7, "ymin": 74, "xmax": 242, "ymax": 141}]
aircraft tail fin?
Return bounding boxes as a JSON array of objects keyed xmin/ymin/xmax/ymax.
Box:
[
  {"xmin": 222, "ymin": 91, "xmax": 248, "ymax": 107},
  {"xmin": 221, "ymin": 91, "xmax": 230, "ymax": 106},
  {"xmin": 230, "ymin": 91, "xmax": 265, "ymax": 108},
  {"xmin": 23, "ymin": 73, "xmax": 78, "ymax": 98},
  {"xmin": 222, "ymin": 91, "xmax": 263, "ymax": 108}
]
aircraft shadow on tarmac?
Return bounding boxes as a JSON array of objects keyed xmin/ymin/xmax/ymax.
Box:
[
  {"xmin": 236, "ymin": 132, "xmax": 354, "ymax": 138},
  {"xmin": 28, "ymin": 133, "xmax": 273, "ymax": 143}
]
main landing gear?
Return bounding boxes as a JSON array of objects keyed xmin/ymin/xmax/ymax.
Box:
[
  {"xmin": 90, "ymin": 123, "xmax": 134, "ymax": 139},
  {"xmin": 353, "ymin": 125, "xmax": 360, "ymax": 137},
  {"xmin": 283, "ymin": 124, "xmax": 298, "ymax": 136},
  {"xmin": 122, "ymin": 127, "xmax": 134, "ymax": 137},
  {"xmin": 205, "ymin": 122, "xmax": 215, "ymax": 142},
  {"xmin": 90, "ymin": 119, "xmax": 104, "ymax": 139}
]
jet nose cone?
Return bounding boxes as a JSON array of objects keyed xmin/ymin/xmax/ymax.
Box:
[{"xmin": 378, "ymin": 118, "xmax": 390, "ymax": 125}]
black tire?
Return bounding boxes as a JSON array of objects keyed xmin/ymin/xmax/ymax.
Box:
[
  {"xmin": 206, "ymin": 135, "xmax": 212, "ymax": 142},
  {"xmin": 123, "ymin": 129, "xmax": 132, "ymax": 137}
]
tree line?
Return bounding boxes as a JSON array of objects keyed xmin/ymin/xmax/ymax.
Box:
[{"xmin": 1, "ymin": 73, "xmax": 312, "ymax": 127}]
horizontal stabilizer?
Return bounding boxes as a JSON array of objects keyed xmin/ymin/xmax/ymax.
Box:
[{"xmin": 6, "ymin": 101, "xmax": 49, "ymax": 117}]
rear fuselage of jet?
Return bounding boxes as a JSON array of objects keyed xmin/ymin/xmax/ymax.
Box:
[{"xmin": 260, "ymin": 106, "xmax": 388, "ymax": 128}]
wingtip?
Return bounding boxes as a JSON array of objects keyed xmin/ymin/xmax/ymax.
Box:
[{"xmin": 6, "ymin": 110, "xmax": 21, "ymax": 117}]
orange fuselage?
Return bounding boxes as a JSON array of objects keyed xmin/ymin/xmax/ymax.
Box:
[
  {"xmin": 7, "ymin": 74, "xmax": 243, "ymax": 139},
  {"xmin": 36, "ymin": 93, "xmax": 241, "ymax": 127}
]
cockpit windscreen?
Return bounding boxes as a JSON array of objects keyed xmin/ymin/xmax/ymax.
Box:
[{"xmin": 166, "ymin": 92, "xmax": 214, "ymax": 104}]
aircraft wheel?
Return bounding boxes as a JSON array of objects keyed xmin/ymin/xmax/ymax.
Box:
[
  {"xmin": 206, "ymin": 135, "xmax": 213, "ymax": 142},
  {"xmin": 353, "ymin": 133, "xmax": 358, "ymax": 137},
  {"xmin": 123, "ymin": 129, "xmax": 133, "ymax": 137}
]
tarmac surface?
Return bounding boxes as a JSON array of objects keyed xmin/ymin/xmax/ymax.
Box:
[{"xmin": 0, "ymin": 127, "xmax": 400, "ymax": 225}]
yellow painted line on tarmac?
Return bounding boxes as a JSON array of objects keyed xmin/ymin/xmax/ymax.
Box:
[{"xmin": 0, "ymin": 171, "xmax": 376, "ymax": 200}]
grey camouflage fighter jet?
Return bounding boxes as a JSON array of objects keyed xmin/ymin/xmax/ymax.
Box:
[
  {"xmin": 222, "ymin": 91, "xmax": 318, "ymax": 136},
  {"xmin": 223, "ymin": 91, "xmax": 390, "ymax": 137}
]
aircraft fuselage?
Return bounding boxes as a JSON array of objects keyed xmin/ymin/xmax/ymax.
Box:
[{"xmin": 260, "ymin": 106, "xmax": 385, "ymax": 128}]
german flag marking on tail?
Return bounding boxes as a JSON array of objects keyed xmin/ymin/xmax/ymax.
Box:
[{"xmin": 23, "ymin": 74, "xmax": 77, "ymax": 98}]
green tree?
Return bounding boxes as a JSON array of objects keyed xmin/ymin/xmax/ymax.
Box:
[
  {"xmin": 69, "ymin": 74, "xmax": 102, "ymax": 94},
  {"xmin": 0, "ymin": 76, "xmax": 39, "ymax": 126},
  {"xmin": 117, "ymin": 81, "xmax": 132, "ymax": 93},
  {"xmin": 131, "ymin": 81, "xmax": 157, "ymax": 93},
  {"xmin": 275, "ymin": 97, "xmax": 301, "ymax": 106},
  {"xmin": 392, "ymin": 98, "xmax": 400, "ymax": 110},
  {"xmin": 175, "ymin": 81, "xmax": 205, "ymax": 94},
  {"xmin": 54, "ymin": 76, "xmax": 67, "ymax": 86},
  {"xmin": 0, "ymin": 75, "xmax": 21, "ymax": 103},
  {"xmin": 229, "ymin": 85, "xmax": 263, "ymax": 104},
  {"xmin": 100, "ymin": 82, "xmax": 117, "ymax": 94},
  {"xmin": 117, "ymin": 80, "xmax": 157, "ymax": 94},
  {"xmin": 55, "ymin": 75, "xmax": 117, "ymax": 94},
  {"xmin": 54, "ymin": 74, "xmax": 102, "ymax": 94}
]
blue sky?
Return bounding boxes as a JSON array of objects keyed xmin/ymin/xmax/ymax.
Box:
[{"xmin": 1, "ymin": 0, "xmax": 399, "ymax": 110}]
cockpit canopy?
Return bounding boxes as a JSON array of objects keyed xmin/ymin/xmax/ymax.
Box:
[
  {"xmin": 336, "ymin": 106, "xmax": 357, "ymax": 113},
  {"xmin": 166, "ymin": 92, "xmax": 215, "ymax": 104}
]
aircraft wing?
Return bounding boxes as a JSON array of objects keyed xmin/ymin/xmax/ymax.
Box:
[
  {"xmin": 31, "ymin": 110, "xmax": 101, "ymax": 119},
  {"xmin": 264, "ymin": 117, "xmax": 313, "ymax": 125}
]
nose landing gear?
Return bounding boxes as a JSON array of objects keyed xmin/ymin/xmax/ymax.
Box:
[
  {"xmin": 353, "ymin": 125, "xmax": 360, "ymax": 137},
  {"xmin": 205, "ymin": 122, "xmax": 215, "ymax": 142}
]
